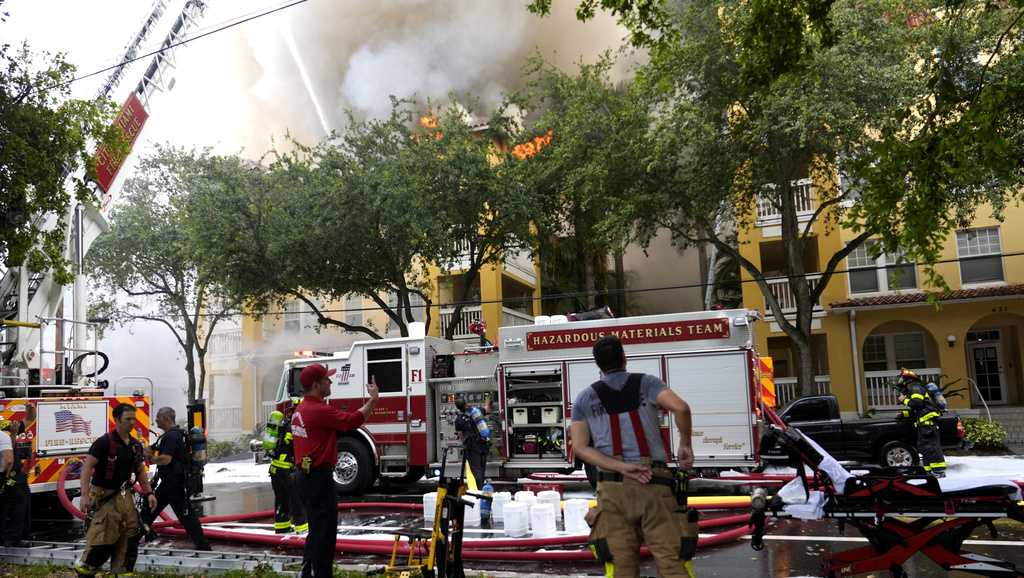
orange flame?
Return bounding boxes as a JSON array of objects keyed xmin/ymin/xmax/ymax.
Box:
[
  {"xmin": 512, "ymin": 129, "xmax": 553, "ymax": 160},
  {"xmin": 420, "ymin": 115, "xmax": 438, "ymax": 129}
]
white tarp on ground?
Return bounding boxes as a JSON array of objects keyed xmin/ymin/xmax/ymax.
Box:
[{"xmin": 203, "ymin": 460, "xmax": 270, "ymax": 484}]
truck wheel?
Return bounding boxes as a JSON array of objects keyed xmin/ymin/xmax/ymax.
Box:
[
  {"xmin": 879, "ymin": 441, "xmax": 918, "ymax": 468},
  {"xmin": 334, "ymin": 438, "xmax": 374, "ymax": 495}
]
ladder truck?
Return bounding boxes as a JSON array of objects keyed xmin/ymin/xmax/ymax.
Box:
[{"xmin": 0, "ymin": 0, "xmax": 208, "ymax": 496}]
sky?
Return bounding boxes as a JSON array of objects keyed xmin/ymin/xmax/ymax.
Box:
[{"xmin": 2, "ymin": 0, "xmax": 627, "ymax": 410}]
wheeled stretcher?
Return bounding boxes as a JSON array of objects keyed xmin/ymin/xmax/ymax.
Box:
[{"xmin": 750, "ymin": 417, "xmax": 1024, "ymax": 577}]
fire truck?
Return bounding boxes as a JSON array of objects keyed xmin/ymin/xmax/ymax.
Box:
[{"xmin": 268, "ymin": 308, "xmax": 765, "ymax": 494}]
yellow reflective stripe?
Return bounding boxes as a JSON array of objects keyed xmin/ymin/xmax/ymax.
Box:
[
  {"xmin": 923, "ymin": 465, "xmax": 932, "ymax": 471},
  {"xmin": 929, "ymin": 461, "xmax": 946, "ymax": 468},
  {"xmin": 284, "ymin": 432, "xmax": 293, "ymax": 443},
  {"xmin": 274, "ymin": 521, "xmax": 292, "ymax": 529},
  {"xmin": 902, "ymin": 398, "xmax": 911, "ymax": 406},
  {"xmin": 684, "ymin": 560, "xmax": 696, "ymax": 578},
  {"xmin": 916, "ymin": 411, "xmax": 941, "ymax": 426},
  {"xmin": 294, "ymin": 523, "xmax": 309, "ymax": 533},
  {"xmin": 910, "ymin": 393, "xmax": 925, "ymax": 400},
  {"xmin": 604, "ymin": 562, "xmax": 615, "ymax": 578}
]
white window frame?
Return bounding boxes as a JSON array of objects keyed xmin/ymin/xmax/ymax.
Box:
[
  {"xmin": 862, "ymin": 332, "xmax": 928, "ymax": 371},
  {"xmin": 344, "ymin": 294, "xmax": 363, "ymax": 329},
  {"xmin": 956, "ymin": 227, "xmax": 1005, "ymax": 287},
  {"xmin": 846, "ymin": 240, "xmax": 917, "ymax": 296}
]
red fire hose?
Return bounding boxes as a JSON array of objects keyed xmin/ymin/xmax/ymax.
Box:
[{"xmin": 57, "ymin": 462, "xmax": 757, "ymax": 560}]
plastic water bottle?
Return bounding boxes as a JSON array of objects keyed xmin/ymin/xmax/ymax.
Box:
[
  {"xmin": 470, "ymin": 406, "xmax": 490, "ymax": 439},
  {"xmin": 480, "ymin": 483, "xmax": 494, "ymax": 522}
]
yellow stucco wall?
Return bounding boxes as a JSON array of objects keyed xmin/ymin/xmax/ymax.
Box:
[{"xmin": 740, "ymin": 173, "xmax": 1024, "ymax": 413}]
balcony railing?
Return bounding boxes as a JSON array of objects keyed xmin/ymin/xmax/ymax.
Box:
[
  {"xmin": 440, "ymin": 305, "xmax": 483, "ymax": 339},
  {"xmin": 210, "ymin": 406, "xmax": 242, "ymax": 436},
  {"xmin": 765, "ymin": 274, "xmax": 823, "ymax": 315},
  {"xmin": 865, "ymin": 368, "xmax": 941, "ymax": 408},
  {"xmin": 502, "ymin": 307, "xmax": 534, "ymax": 328},
  {"xmin": 757, "ymin": 178, "xmax": 816, "ymax": 225},
  {"xmin": 774, "ymin": 375, "xmax": 832, "ymax": 409}
]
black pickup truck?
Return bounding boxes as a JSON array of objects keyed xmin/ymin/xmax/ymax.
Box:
[{"xmin": 763, "ymin": 395, "xmax": 965, "ymax": 467}]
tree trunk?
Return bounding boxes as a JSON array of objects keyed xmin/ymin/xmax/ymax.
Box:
[
  {"xmin": 184, "ymin": 343, "xmax": 197, "ymax": 405},
  {"xmin": 778, "ymin": 168, "xmax": 817, "ymax": 398},
  {"xmin": 444, "ymin": 265, "xmax": 482, "ymax": 341},
  {"xmin": 197, "ymin": 351, "xmax": 208, "ymax": 402}
]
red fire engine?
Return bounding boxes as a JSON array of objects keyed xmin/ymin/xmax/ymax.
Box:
[{"xmin": 269, "ymin": 309, "xmax": 765, "ymax": 494}]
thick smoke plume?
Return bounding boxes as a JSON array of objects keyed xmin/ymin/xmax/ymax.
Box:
[{"xmin": 235, "ymin": 0, "xmax": 629, "ymax": 151}]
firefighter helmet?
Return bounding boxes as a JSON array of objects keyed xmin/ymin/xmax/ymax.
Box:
[{"xmin": 897, "ymin": 368, "xmax": 921, "ymax": 385}]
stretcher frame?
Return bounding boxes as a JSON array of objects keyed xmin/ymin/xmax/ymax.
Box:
[{"xmin": 751, "ymin": 409, "xmax": 1024, "ymax": 578}]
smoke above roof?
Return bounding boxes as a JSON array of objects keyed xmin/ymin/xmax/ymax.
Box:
[{"xmin": 238, "ymin": 0, "xmax": 629, "ymax": 148}]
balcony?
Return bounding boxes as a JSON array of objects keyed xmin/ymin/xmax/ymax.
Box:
[
  {"xmin": 209, "ymin": 406, "xmax": 242, "ymax": 437},
  {"xmin": 502, "ymin": 307, "xmax": 534, "ymax": 328},
  {"xmin": 440, "ymin": 305, "xmax": 484, "ymax": 339},
  {"xmin": 756, "ymin": 178, "xmax": 816, "ymax": 227},
  {"xmin": 865, "ymin": 368, "xmax": 941, "ymax": 409},
  {"xmin": 765, "ymin": 274, "xmax": 823, "ymax": 316},
  {"xmin": 441, "ymin": 305, "xmax": 534, "ymax": 339},
  {"xmin": 774, "ymin": 375, "xmax": 832, "ymax": 409}
]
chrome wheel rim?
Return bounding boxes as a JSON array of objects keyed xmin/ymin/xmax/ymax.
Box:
[{"xmin": 334, "ymin": 451, "xmax": 359, "ymax": 486}]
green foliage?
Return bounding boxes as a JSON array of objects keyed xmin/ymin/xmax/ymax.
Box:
[
  {"xmin": 511, "ymin": 53, "xmax": 649, "ymax": 310},
  {"xmin": 188, "ymin": 98, "xmax": 535, "ymax": 339},
  {"xmin": 206, "ymin": 439, "xmax": 241, "ymax": 461},
  {"xmin": 962, "ymin": 417, "xmax": 1009, "ymax": 450},
  {"xmin": 88, "ymin": 146, "xmax": 237, "ymax": 403},
  {"xmin": 0, "ymin": 42, "xmax": 124, "ymax": 282}
]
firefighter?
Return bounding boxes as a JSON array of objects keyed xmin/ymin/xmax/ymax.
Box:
[
  {"xmin": 571, "ymin": 335, "xmax": 697, "ymax": 578},
  {"xmin": 142, "ymin": 407, "xmax": 211, "ymax": 550},
  {"xmin": 292, "ymin": 364, "xmax": 378, "ymax": 578},
  {"xmin": 74, "ymin": 403, "xmax": 158, "ymax": 578},
  {"xmin": 264, "ymin": 399, "xmax": 307, "ymax": 534},
  {"xmin": 453, "ymin": 396, "xmax": 490, "ymax": 487},
  {"xmin": 0, "ymin": 419, "xmax": 30, "ymax": 547},
  {"xmin": 896, "ymin": 368, "xmax": 946, "ymax": 477}
]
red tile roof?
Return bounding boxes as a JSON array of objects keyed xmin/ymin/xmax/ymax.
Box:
[{"xmin": 829, "ymin": 284, "xmax": 1024, "ymax": 309}]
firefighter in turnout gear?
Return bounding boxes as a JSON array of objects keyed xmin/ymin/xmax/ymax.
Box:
[
  {"xmin": 264, "ymin": 398, "xmax": 307, "ymax": 534},
  {"xmin": 0, "ymin": 418, "xmax": 30, "ymax": 547},
  {"xmin": 571, "ymin": 336, "xmax": 698, "ymax": 578},
  {"xmin": 897, "ymin": 368, "xmax": 946, "ymax": 477},
  {"xmin": 75, "ymin": 403, "xmax": 158, "ymax": 578}
]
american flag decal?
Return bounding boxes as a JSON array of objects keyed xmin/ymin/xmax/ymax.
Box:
[
  {"xmin": 337, "ymin": 364, "xmax": 351, "ymax": 384},
  {"xmin": 54, "ymin": 409, "xmax": 92, "ymax": 436}
]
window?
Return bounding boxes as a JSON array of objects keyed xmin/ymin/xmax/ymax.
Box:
[
  {"xmin": 863, "ymin": 335, "xmax": 888, "ymax": 372},
  {"xmin": 863, "ymin": 332, "xmax": 927, "ymax": 371},
  {"xmin": 892, "ymin": 333, "xmax": 926, "ymax": 369},
  {"xmin": 366, "ymin": 347, "xmax": 403, "ymax": 393},
  {"xmin": 957, "ymin": 228, "xmax": 1003, "ymax": 284},
  {"xmin": 284, "ymin": 300, "xmax": 301, "ymax": 333},
  {"xmin": 967, "ymin": 329, "xmax": 1000, "ymax": 342},
  {"xmin": 847, "ymin": 241, "xmax": 917, "ymax": 294},
  {"xmin": 409, "ymin": 293, "xmax": 426, "ymax": 323},
  {"xmin": 785, "ymin": 398, "xmax": 833, "ymax": 423},
  {"xmin": 345, "ymin": 294, "xmax": 363, "ymax": 328},
  {"xmin": 848, "ymin": 241, "xmax": 880, "ymax": 293}
]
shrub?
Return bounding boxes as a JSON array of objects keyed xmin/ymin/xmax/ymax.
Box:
[
  {"xmin": 962, "ymin": 418, "xmax": 1008, "ymax": 450},
  {"xmin": 206, "ymin": 439, "xmax": 241, "ymax": 461}
]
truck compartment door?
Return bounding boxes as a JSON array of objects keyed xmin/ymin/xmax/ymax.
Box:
[{"xmin": 665, "ymin": 352, "xmax": 755, "ymax": 467}]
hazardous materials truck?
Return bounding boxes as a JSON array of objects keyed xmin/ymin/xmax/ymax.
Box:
[{"xmin": 265, "ymin": 309, "xmax": 765, "ymax": 494}]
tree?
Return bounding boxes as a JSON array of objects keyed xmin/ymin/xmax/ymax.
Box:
[
  {"xmin": 512, "ymin": 54, "xmax": 650, "ymax": 311},
  {"xmin": 543, "ymin": 0, "xmax": 1024, "ymax": 396},
  {"xmin": 189, "ymin": 99, "xmax": 535, "ymax": 341},
  {"xmin": 410, "ymin": 101, "xmax": 537, "ymax": 339},
  {"xmin": 1, "ymin": 41, "xmax": 124, "ymax": 282},
  {"xmin": 89, "ymin": 147, "xmax": 236, "ymax": 403}
]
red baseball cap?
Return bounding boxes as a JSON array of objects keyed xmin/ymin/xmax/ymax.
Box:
[{"xmin": 299, "ymin": 363, "xmax": 336, "ymax": 389}]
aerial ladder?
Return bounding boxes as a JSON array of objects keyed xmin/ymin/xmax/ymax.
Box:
[{"xmin": 0, "ymin": 0, "xmax": 207, "ymax": 392}]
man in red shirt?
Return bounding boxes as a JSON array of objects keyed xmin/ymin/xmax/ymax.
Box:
[{"xmin": 291, "ymin": 364, "xmax": 378, "ymax": 578}]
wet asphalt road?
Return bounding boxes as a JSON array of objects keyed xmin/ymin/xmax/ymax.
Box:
[{"xmin": 31, "ymin": 478, "xmax": 1024, "ymax": 577}]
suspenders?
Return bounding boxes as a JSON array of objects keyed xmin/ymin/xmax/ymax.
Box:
[{"xmin": 590, "ymin": 373, "xmax": 662, "ymax": 459}]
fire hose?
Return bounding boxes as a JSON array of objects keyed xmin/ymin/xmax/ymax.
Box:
[{"xmin": 57, "ymin": 461, "xmax": 761, "ymax": 560}]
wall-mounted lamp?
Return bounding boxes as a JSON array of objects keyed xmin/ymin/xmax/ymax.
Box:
[{"xmin": 947, "ymin": 334, "xmax": 957, "ymax": 348}]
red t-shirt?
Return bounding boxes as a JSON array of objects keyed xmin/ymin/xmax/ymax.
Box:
[{"xmin": 291, "ymin": 396, "xmax": 366, "ymax": 469}]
